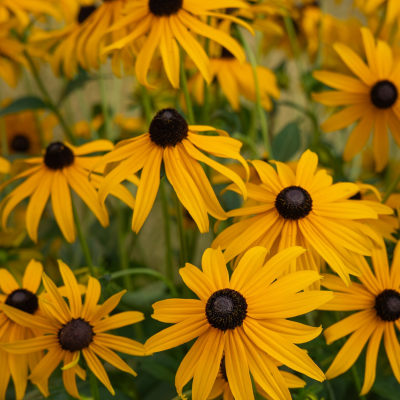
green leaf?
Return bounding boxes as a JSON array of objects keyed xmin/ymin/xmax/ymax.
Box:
[
  {"xmin": 272, "ymin": 122, "xmax": 301, "ymax": 162},
  {"xmin": 0, "ymin": 96, "xmax": 48, "ymax": 117}
]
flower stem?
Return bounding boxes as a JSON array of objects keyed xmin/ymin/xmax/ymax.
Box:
[
  {"xmin": 110, "ymin": 268, "xmax": 178, "ymax": 297},
  {"xmin": 179, "ymin": 48, "xmax": 195, "ymax": 125},
  {"xmin": 72, "ymin": 201, "xmax": 95, "ymax": 277},
  {"xmin": 23, "ymin": 51, "xmax": 76, "ymax": 145},
  {"xmin": 351, "ymin": 364, "xmax": 367, "ymax": 400},
  {"xmin": 117, "ymin": 204, "xmax": 133, "ymax": 291},
  {"xmin": 88, "ymin": 367, "xmax": 100, "ymax": 400},
  {"xmin": 160, "ymin": 179, "xmax": 174, "ymax": 283},
  {"xmin": 282, "ymin": 15, "xmax": 305, "ymax": 76},
  {"xmin": 237, "ymin": 30, "xmax": 273, "ymax": 159},
  {"xmin": 382, "ymin": 170, "xmax": 400, "ymax": 204},
  {"xmin": 98, "ymin": 65, "xmax": 113, "ymax": 141}
]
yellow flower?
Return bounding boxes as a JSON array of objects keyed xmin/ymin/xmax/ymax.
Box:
[
  {"xmin": 212, "ymin": 150, "xmax": 390, "ymax": 286},
  {"xmin": 208, "ymin": 355, "xmax": 306, "ymax": 400},
  {"xmin": 0, "ymin": 157, "xmax": 10, "ymax": 175},
  {"xmin": 1, "ymin": 260, "xmax": 145, "ymax": 399},
  {"xmin": 355, "ymin": 0, "xmax": 400, "ymax": 25},
  {"xmin": 145, "ymin": 246, "xmax": 332, "ymax": 400},
  {"xmin": 319, "ymin": 238, "xmax": 400, "ymax": 395},
  {"xmin": 94, "ymin": 108, "xmax": 249, "ymax": 233},
  {"xmin": 0, "ymin": 260, "xmax": 49, "ymax": 400},
  {"xmin": 29, "ymin": 2, "xmax": 136, "ymax": 79},
  {"xmin": 102, "ymin": 0, "xmax": 252, "ymax": 89},
  {"xmin": 313, "ymin": 28, "xmax": 400, "ymax": 172},
  {"xmin": 0, "ymin": 140, "xmax": 135, "ymax": 243}
]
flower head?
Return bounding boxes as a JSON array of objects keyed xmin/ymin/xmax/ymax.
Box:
[
  {"xmin": 319, "ymin": 237, "xmax": 400, "ymax": 395},
  {"xmin": 212, "ymin": 150, "xmax": 391, "ymax": 286},
  {"xmin": 1, "ymin": 260, "xmax": 145, "ymax": 399},
  {"xmin": 0, "ymin": 140, "xmax": 135, "ymax": 243},
  {"xmin": 94, "ymin": 108, "xmax": 249, "ymax": 233},
  {"xmin": 145, "ymin": 246, "xmax": 333, "ymax": 400}
]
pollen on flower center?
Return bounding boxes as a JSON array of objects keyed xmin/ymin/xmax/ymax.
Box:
[
  {"xmin": 220, "ymin": 356, "xmax": 228, "ymax": 383},
  {"xmin": 149, "ymin": 108, "xmax": 189, "ymax": 148},
  {"xmin": 206, "ymin": 288, "xmax": 247, "ymax": 331},
  {"xmin": 58, "ymin": 318, "xmax": 94, "ymax": 352},
  {"xmin": 275, "ymin": 186, "xmax": 313, "ymax": 220},
  {"xmin": 375, "ymin": 289, "xmax": 400, "ymax": 322},
  {"xmin": 10, "ymin": 134, "xmax": 30, "ymax": 152},
  {"xmin": 77, "ymin": 5, "xmax": 96, "ymax": 24},
  {"xmin": 5, "ymin": 289, "xmax": 39, "ymax": 315},
  {"xmin": 370, "ymin": 80, "xmax": 398, "ymax": 109},
  {"xmin": 44, "ymin": 142, "xmax": 74, "ymax": 170},
  {"xmin": 148, "ymin": 0, "xmax": 182, "ymax": 16}
]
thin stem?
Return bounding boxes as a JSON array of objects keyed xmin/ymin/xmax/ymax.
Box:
[
  {"xmin": 117, "ymin": 204, "xmax": 133, "ymax": 291},
  {"xmin": 141, "ymin": 84, "xmax": 153, "ymax": 125},
  {"xmin": 23, "ymin": 51, "xmax": 76, "ymax": 144},
  {"xmin": 160, "ymin": 179, "xmax": 174, "ymax": 283},
  {"xmin": 351, "ymin": 365, "xmax": 367, "ymax": 400},
  {"xmin": 282, "ymin": 15, "xmax": 305, "ymax": 76},
  {"xmin": 237, "ymin": 29, "xmax": 273, "ymax": 158},
  {"xmin": 98, "ymin": 65, "xmax": 113, "ymax": 140},
  {"xmin": 179, "ymin": 49, "xmax": 195, "ymax": 125},
  {"xmin": 382, "ymin": 170, "xmax": 400, "ymax": 203},
  {"xmin": 110, "ymin": 268, "xmax": 178, "ymax": 297},
  {"xmin": 88, "ymin": 367, "xmax": 100, "ymax": 400},
  {"xmin": 72, "ymin": 201, "xmax": 95, "ymax": 277}
]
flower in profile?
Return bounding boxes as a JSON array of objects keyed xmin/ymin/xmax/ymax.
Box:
[
  {"xmin": 313, "ymin": 28, "xmax": 400, "ymax": 171},
  {"xmin": 102, "ymin": 0, "xmax": 252, "ymax": 88},
  {"xmin": 212, "ymin": 150, "xmax": 389, "ymax": 286},
  {"xmin": 94, "ymin": 108, "xmax": 248, "ymax": 233},
  {"xmin": 1, "ymin": 260, "xmax": 145, "ymax": 399},
  {"xmin": 0, "ymin": 259, "xmax": 49, "ymax": 400},
  {"xmin": 319, "ymin": 238, "xmax": 400, "ymax": 395},
  {"xmin": 0, "ymin": 140, "xmax": 135, "ymax": 243},
  {"xmin": 145, "ymin": 246, "xmax": 333, "ymax": 400},
  {"xmin": 208, "ymin": 355, "xmax": 306, "ymax": 400}
]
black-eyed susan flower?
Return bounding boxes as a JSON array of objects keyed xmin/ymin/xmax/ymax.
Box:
[
  {"xmin": 319, "ymin": 238, "xmax": 400, "ymax": 395},
  {"xmin": 1, "ymin": 260, "xmax": 145, "ymax": 399},
  {"xmin": 145, "ymin": 246, "xmax": 333, "ymax": 400},
  {"xmin": 208, "ymin": 354, "xmax": 306, "ymax": 400},
  {"xmin": 212, "ymin": 150, "xmax": 390, "ymax": 286},
  {"xmin": 93, "ymin": 108, "xmax": 249, "ymax": 233},
  {"xmin": 0, "ymin": 140, "xmax": 135, "ymax": 243},
  {"xmin": 313, "ymin": 28, "xmax": 400, "ymax": 172},
  {"xmin": 102, "ymin": 0, "xmax": 252, "ymax": 88},
  {"xmin": 0, "ymin": 259, "xmax": 49, "ymax": 400}
]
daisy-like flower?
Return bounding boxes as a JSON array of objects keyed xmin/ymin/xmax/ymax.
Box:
[
  {"xmin": 313, "ymin": 28, "xmax": 400, "ymax": 172},
  {"xmin": 1, "ymin": 260, "xmax": 145, "ymax": 399},
  {"xmin": 145, "ymin": 246, "xmax": 333, "ymax": 400},
  {"xmin": 93, "ymin": 108, "xmax": 249, "ymax": 233},
  {"xmin": 318, "ymin": 238, "xmax": 400, "ymax": 395},
  {"xmin": 30, "ymin": 1, "xmax": 136, "ymax": 79},
  {"xmin": 0, "ymin": 260, "xmax": 49, "ymax": 400},
  {"xmin": 0, "ymin": 140, "xmax": 135, "ymax": 243},
  {"xmin": 102, "ymin": 0, "xmax": 252, "ymax": 88},
  {"xmin": 212, "ymin": 150, "xmax": 389, "ymax": 286},
  {"xmin": 208, "ymin": 355, "xmax": 306, "ymax": 400}
]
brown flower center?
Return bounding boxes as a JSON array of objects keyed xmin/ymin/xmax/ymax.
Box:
[
  {"xmin": 149, "ymin": 0, "xmax": 182, "ymax": 16},
  {"xmin": 77, "ymin": 6, "xmax": 96, "ymax": 24},
  {"xmin": 275, "ymin": 186, "xmax": 313, "ymax": 220},
  {"xmin": 5, "ymin": 289, "xmax": 39, "ymax": 314},
  {"xmin": 375, "ymin": 289, "xmax": 400, "ymax": 322},
  {"xmin": 10, "ymin": 134, "xmax": 30, "ymax": 153},
  {"xmin": 44, "ymin": 142, "xmax": 74, "ymax": 170},
  {"xmin": 58, "ymin": 318, "xmax": 94, "ymax": 352},
  {"xmin": 370, "ymin": 80, "xmax": 398, "ymax": 109}
]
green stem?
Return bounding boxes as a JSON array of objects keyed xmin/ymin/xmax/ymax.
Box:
[
  {"xmin": 160, "ymin": 179, "xmax": 174, "ymax": 283},
  {"xmin": 88, "ymin": 367, "xmax": 100, "ymax": 400},
  {"xmin": 117, "ymin": 205, "xmax": 132, "ymax": 291},
  {"xmin": 72, "ymin": 201, "xmax": 95, "ymax": 277},
  {"xmin": 98, "ymin": 65, "xmax": 113, "ymax": 140},
  {"xmin": 23, "ymin": 51, "xmax": 76, "ymax": 145},
  {"xmin": 237, "ymin": 30, "xmax": 273, "ymax": 158},
  {"xmin": 382, "ymin": 170, "xmax": 400, "ymax": 203},
  {"xmin": 179, "ymin": 49, "xmax": 195, "ymax": 125},
  {"xmin": 282, "ymin": 15, "xmax": 305, "ymax": 76},
  {"xmin": 141, "ymin": 84, "xmax": 153, "ymax": 125},
  {"xmin": 251, "ymin": 374, "xmax": 261, "ymax": 400},
  {"xmin": 110, "ymin": 268, "xmax": 178, "ymax": 297},
  {"xmin": 351, "ymin": 365, "xmax": 367, "ymax": 400},
  {"xmin": 375, "ymin": 5, "xmax": 387, "ymax": 38}
]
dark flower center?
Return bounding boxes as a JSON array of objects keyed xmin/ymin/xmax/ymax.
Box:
[
  {"xmin": 221, "ymin": 47, "xmax": 235, "ymax": 59},
  {"xmin": 220, "ymin": 356, "xmax": 228, "ymax": 382},
  {"xmin": 149, "ymin": 0, "xmax": 182, "ymax": 16},
  {"xmin": 58, "ymin": 318, "xmax": 94, "ymax": 352},
  {"xmin": 349, "ymin": 191, "xmax": 362, "ymax": 200},
  {"xmin": 370, "ymin": 80, "xmax": 398, "ymax": 109},
  {"xmin": 206, "ymin": 288, "xmax": 247, "ymax": 331},
  {"xmin": 44, "ymin": 142, "xmax": 74, "ymax": 170},
  {"xmin": 5, "ymin": 289, "xmax": 39, "ymax": 315},
  {"xmin": 275, "ymin": 186, "xmax": 313, "ymax": 220},
  {"xmin": 149, "ymin": 108, "xmax": 189, "ymax": 147},
  {"xmin": 375, "ymin": 289, "xmax": 400, "ymax": 322},
  {"xmin": 77, "ymin": 5, "xmax": 97, "ymax": 24},
  {"xmin": 10, "ymin": 134, "xmax": 30, "ymax": 152}
]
